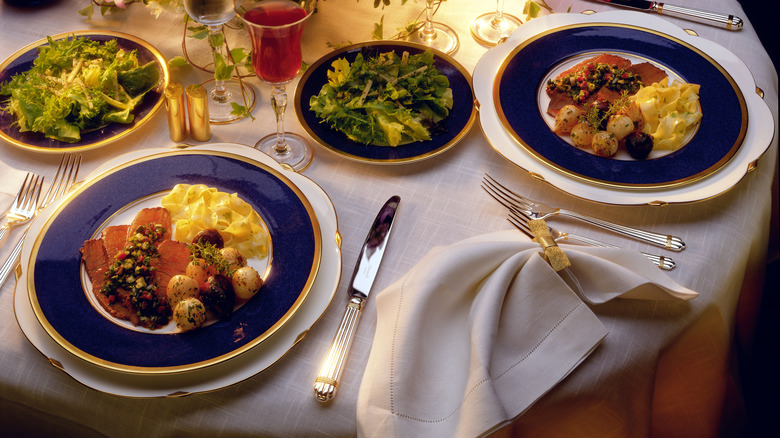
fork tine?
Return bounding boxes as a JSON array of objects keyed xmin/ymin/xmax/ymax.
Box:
[
  {"xmin": 507, "ymin": 212, "xmax": 534, "ymax": 239},
  {"xmin": 40, "ymin": 154, "xmax": 67, "ymax": 207},
  {"xmin": 40, "ymin": 154, "xmax": 82, "ymax": 209},
  {"xmin": 11, "ymin": 173, "xmax": 31, "ymax": 209},
  {"xmin": 483, "ymin": 174, "xmax": 534, "ymax": 210},
  {"xmin": 481, "ymin": 180, "xmax": 514, "ymax": 211},
  {"xmin": 21, "ymin": 174, "xmax": 43, "ymax": 213}
]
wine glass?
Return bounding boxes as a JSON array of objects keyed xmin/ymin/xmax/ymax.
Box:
[
  {"xmin": 236, "ymin": 0, "xmax": 315, "ymax": 171},
  {"xmin": 411, "ymin": 0, "xmax": 459, "ymax": 55},
  {"xmin": 184, "ymin": 0, "xmax": 255, "ymax": 123},
  {"xmin": 471, "ymin": 0, "xmax": 522, "ymax": 46}
]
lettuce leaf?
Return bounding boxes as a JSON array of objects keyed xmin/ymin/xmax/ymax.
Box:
[
  {"xmin": 0, "ymin": 35, "xmax": 161, "ymax": 143},
  {"xmin": 309, "ymin": 49, "xmax": 452, "ymax": 146}
]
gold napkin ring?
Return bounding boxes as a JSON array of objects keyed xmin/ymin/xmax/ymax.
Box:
[{"xmin": 529, "ymin": 219, "xmax": 571, "ymax": 272}]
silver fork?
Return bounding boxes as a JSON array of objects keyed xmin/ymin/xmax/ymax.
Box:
[
  {"xmin": 482, "ymin": 180, "xmax": 676, "ymax": 270},
  {"xmin": 0, "ymin": 172, "xmax": 43, "ymax": 244},
  {"xmin": 507, "ymin": 208, "xmax": 675, "ymax": 270},
  {"xmin": 0, "ymin": 154, "xmax": 82, "ymax": 288},
  {"xmin": 483, "ymin": 174, "xmax": 686, "ymax": 252}
]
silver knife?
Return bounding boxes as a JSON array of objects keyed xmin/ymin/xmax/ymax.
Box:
[
  {"xmin": 597, "ymin": 0, "xmax": 743, "ymax": 30},
  {"xmin": 314, "ymin": 195, "xmax": 401, "ymax": 402}
]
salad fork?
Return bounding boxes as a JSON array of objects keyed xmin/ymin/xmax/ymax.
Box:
[
  {"xmin": 0, "ymin": 172, "xmax": 43, "ymax": 244},
  {"xmin": 507, "ymin": 208, "xmax": 675, "ymax": 270},
  {"xmin": 0, "ymin": 154, "xmax": 81, "ymax": 287},
  {"xmin": 483, "ymin": 174, "xmax": 686, "ymax": 251}
]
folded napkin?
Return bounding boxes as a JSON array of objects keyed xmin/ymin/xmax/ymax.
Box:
[
  {"xmin": 357, "ymin": 230, "xmax": 697, "ymax": 438},
  {"xmin": 1, "ymin": 161, "xmax": 29, "ymax": 217}
]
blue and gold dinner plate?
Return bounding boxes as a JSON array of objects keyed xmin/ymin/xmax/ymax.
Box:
[
  {"xmin": 295, "ymin": 41, "xmax": 476, "ymax": 164},
  {"xmin": 0, "ymin": 30, "xmax": 168, "ymax": 153},
  {"xmin": 27, "ymin": 150, "xmax": 321, "ymax": 374},
  {"xmin": 494, "ymin": 23, "xmax": 748, "ymax": 188}
]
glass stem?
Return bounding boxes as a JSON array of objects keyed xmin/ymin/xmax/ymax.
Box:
[
  {"xmin": 421, "ymin": 0, "xmax": 437, "ymax": 42},
  {"xmin": 208, "ymin": 25, "xmax": 232, "ymax": 104},
  {"xmin": 491, "ymin": 0, "xmax": 506, "ymax": 29},
  {"xmin": 270, "ymin": 86, "xmax": 289, "ymax": 154}
]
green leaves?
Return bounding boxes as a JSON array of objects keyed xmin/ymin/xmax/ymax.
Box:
[
  {"xmin": 0, "ymin": 35, "xmax": 159, "ymax": 142},
  {"xmin": 309, "ymin": 49, "xmax": 453, "ymax": 146}
]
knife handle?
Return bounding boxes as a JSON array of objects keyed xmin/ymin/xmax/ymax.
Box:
[
  {"xmin": 314, "ymin": 296, "xmax": 364, "ymax": 402},
  {"xmin": 655, "ymin": 2, "xmax": 743, "ymax": 30}
]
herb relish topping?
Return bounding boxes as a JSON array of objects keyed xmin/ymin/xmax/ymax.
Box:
[
  {"xmin": 100, "ymin": 224, "xmax": 170, "ymax": 328},
  {"xmin": 546, "ymin": 62, "xmax": 643, "ymax": 104}
]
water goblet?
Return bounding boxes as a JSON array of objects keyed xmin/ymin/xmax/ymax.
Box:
[
  {"xmin": 411, "ymin": 0, "xmax": 459, "ymax": 55},
  {"xmin": 236, "ymin": 0, "xmax": 315, "ymax": 171},
  {"xmin": 471, "ymin": 0, "xmax": 522, "ymax": 46},
  {"xmin": 184, "ymin": 0, "xmax": 255, "ymax": 123}
]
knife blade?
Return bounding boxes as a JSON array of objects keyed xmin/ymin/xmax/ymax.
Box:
[
  {"xmin": 597, "ymin": 0, "xmax": 743, "ymax": 30},
  {"xmin": 314, "ymin": 195, "xmax": 400, "ymax": 402}
]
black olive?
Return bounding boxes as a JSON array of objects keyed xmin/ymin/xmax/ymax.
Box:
[
  {"xmin": 193, "ymin": 229, "xmax": 224, "ymax": 248},
  {"xmin": 625, "ymin": 131, "xmax": 654, "ymax": 159},
  {"xmin": 199, "ymin": 274, "xmax": 235, "ymax": 319}
]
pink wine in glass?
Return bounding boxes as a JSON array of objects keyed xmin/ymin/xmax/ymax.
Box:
[
  {"xmin": 237, "ymin": 0, "xmax": 315, "ymax": 172},
  {"xmin": 243, "ymin": 0, "xmax": 308, "ymax": 84}
]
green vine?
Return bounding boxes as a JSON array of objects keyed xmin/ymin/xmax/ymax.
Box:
[{"xmin": 77, "ymin": 0, "xmax": 551, "ymax": 120}]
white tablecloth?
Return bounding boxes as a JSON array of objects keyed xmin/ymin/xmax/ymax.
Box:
[{"xmin": 1, "ymin": 0, "xmax": 776, "ymax": 436}]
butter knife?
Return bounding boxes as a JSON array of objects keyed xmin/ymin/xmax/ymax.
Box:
[
  {"xmin": 596, "ymin": 0, "xmax": 743, "ymax": 30},
  {"xmin": 314, "ymin": 195, "xmax": 401, "ymax": 402}
]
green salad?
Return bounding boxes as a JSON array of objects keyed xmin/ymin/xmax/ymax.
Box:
[
  {"xmin": 309, "ymin": 49, "xmax": 453, "ymax": 147},
  {"xmin": 0, "ymin": 35, "xmax": 160, "ymax": 143}
]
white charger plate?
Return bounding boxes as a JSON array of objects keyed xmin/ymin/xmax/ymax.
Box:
[
  {"xmin": 473, "ymin": 11, "xmax": 774, "ymax": 205},
  {"xmin": 13, "ymin": 143, "xmax": 341, "ymax": 397}
]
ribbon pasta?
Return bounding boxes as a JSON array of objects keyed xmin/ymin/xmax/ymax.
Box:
[
  {"xmin": 161, "ymin": 183, "xmax": 269, "ymax": 260},
  {"xmin": 632, "ymin": 77, "xmax": 702, "ymax": 150}
]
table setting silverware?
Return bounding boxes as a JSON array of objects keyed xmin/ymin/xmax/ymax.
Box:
[
  {"xmin": 0, "ymin": 172, "xmax": 43, "ymax": 244},
  {"xmin": 314, "ymin": 195, "xmax": 401, "ymax": 402},
  {"xmin": 507, "ymin": 208, "xmax": 676, "ymax": 270},
  {"xmin": 482, "ymin": 174, "xmax": 685, "ymax": 251},
  {"xmin": 594, "ymin": 0, "xmax": 743, "ymax": 30},
  {"xmin": 0, "ymin": 154, "xmax": 81, "ymax": 288}
]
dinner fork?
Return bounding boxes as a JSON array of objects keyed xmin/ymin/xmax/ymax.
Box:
[
  {"xmin": 507, "ymin": 208, "xmax": 675, "ymax": 270},
  {"xmin": 0, "ymin": 172, "xmax": 43, "ymax": 244},
  {"xmin": 0, "ymin": 154, "xmax": 81, "ymax": 288},
  {"xmin": 483, "ymin": 174, "xmax": 686, "ymax": 251}
]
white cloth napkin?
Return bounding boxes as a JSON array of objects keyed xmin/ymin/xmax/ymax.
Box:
[
  {"xmin": 356, "ymin": 230, "xmax": 697, "ymax": 438},
  {"xmin": 1, "ymin": 161, "xmax": 28, "ymax": 217}
]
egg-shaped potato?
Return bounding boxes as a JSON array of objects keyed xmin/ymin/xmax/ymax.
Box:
[
  {"xmin": 570, "ymin": 122, "xmax": 597, "ymax": 148},
  {"xmin": 592, "ymin": 132, "xmax": 618, "ymax": 157},
  {"xmin": 220, "ymin": 247, "xmax": 246, "ymax": 271},
  {"xmin": 606, "ymin": 115, "xmax": 634, "ymax": 141},
  {"xmin": 173, "ymin": 297, "xmax": 207, "ymax": 331},
  {"xmin": 186, "ymin": 259, "xmax": 218, "ymax": 284},
  {"xmin": 618, "ymin": 100, "xmax": 644, "ymax": 131},
  {"xmin": 232, "ymin": 266, "xmax": 263, "ymax": 300},
  {"xmin": 553, "ymin": 105, "xmax": 582, "ymax": 135},
  {"xmin": 167, "ymin": 274, "xmax": 200, "ymax": 307}
]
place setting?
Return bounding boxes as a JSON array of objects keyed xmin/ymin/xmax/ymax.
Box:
[
  {"xmin": 12, "ymin": 143, "xmax": 341, "ymax": 396},
  {"xmin": 472, "ymin": 8, "xmax": 774, "ymax": 205}
]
